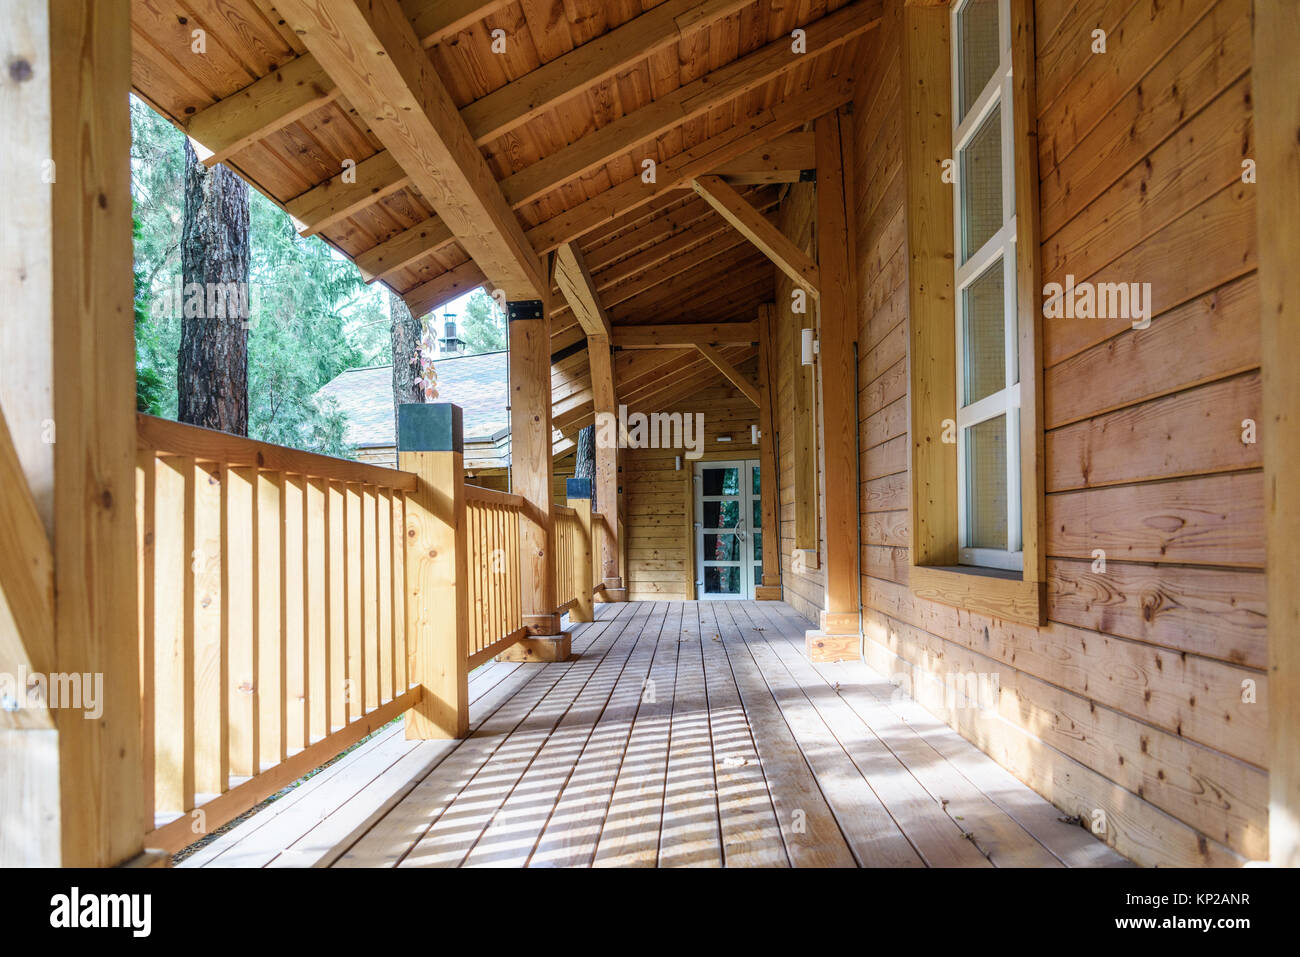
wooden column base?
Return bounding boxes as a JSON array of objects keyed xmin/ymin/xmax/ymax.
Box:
[
  {"xmin": 805, "ymin": 630, "xmax": 861, "ymax": 662},
  {"xmin": 755, "ymin": 585, "xmax": 782, "ymax": 601},
  {"xmin": 596, "ymin": 579, "xmax": 627, "ymax": 603},
  {"xmin": 523, "ymin": 612, "xmax": 563, "ymax": 635},
  {"xmin": 497, "ymin": 632, "xmax": 572, "ymax": 662}
]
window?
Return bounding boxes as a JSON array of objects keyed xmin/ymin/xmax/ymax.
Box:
[
  {"xmin": 902, "ymin": 0, "xmax": 1044, "ymax": 626},
  {"xmin": 952, "ymin": 0, "xmax": 1021, "ymax": 572}
]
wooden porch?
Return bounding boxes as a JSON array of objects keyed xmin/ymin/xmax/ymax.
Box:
[{"xmin": 180, "ymin": 600, "xmax": 1124, "ymax": 868}]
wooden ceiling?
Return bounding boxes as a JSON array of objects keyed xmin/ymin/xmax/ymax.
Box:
[{"xmin": 130, "ymin": 0, "xmax": 878, "ymax": 453}]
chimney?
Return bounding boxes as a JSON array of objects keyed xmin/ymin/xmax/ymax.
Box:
[{"xmin": 439, "ymin": 310, "xmax": 463, "ymax": 355}]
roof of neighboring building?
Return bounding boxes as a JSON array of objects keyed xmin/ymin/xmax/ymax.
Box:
[{"xmin": 316, "ymin": 350, "xmax": 510, "ymax": 448}]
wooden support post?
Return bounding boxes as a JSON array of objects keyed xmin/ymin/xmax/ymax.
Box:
[
  {"xmin": 590, "ymin": 334, "xmax": 626, "ymax": 602},
  {"xmin": 397, "ymin": 404, "xmax": 468, "ymax": 739},
  {"xmin": 501, "ymin": 297, "xmax": 571, "ymax": 660},
  {"xmin": 1256, "ymin": 0, "xmax": 1300, "ymax": 868},
  {"xmin": 755, "ymin": 303, "xmax": 783, "ymax": 601},
  {"xmin": 805, "ymin": 108, "xmax": 861, "ymax": 662},
  {"xmin": 0, "ymin": 0, "xmax": 141, "ymax": 866},
  {"xmin": 565, "ymin": 478, "xmax": 594, "ymax": 624}
]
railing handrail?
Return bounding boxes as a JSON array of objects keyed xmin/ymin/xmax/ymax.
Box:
[
  {"xmin": 552, "ymin": 503, "xmax": 577, "ymax": 519},
  {"xmin": 463, "ymin": 483, "xmax": 525, "ymax": 510},
  {"xmin": 136, "ymin": 413, "xmax": 416, "ymax": 491}
]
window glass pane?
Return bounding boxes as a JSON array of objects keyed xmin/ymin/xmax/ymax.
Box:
[
  {"xmin": 703, "ymin": 500, "xmax": 740, "ymax": 529},
  {"xmin": 702, "ymin": 467, "xmax": 739, "ymax": 496},
  {"xmin": 965, "ymin": 415, "xmax": 1008, "ymax": 550},
  {"xmin": 960, "ymin": 103, "xmax": 1002, "ymax": 262},
  {"xmin": 704, "ymin": 533, "xmax": 741, "ymax": 562},
  {"xmin": 705, "ymin": 566, "xmax": 741, "ymax": 594},
  {"xmin": 754, "ymin": 564, "xmax": 763, "ymax": 587},
  {"xmin": 752, "ymin": 531, "xmax": 762, "ymax": 562},
  {"xmin": 752, "ymin": 499, "xmax": 762, "ymax": 529},
  {"xmin": 958, "ymin": 0, "xmax": 1000, "ymax": 119},
  {"xmin": 963, "ymin": 257, "xmax": 1006, "ymax": 405}
]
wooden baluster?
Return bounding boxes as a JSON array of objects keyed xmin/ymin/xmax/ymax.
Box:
[
  {"xmin": 256, "ymin": 469, "xmax": 284, "ymax": 769},
  {"xmin": 136, "ymin": 452, "xmax": 156, "ymax": 831},
  {"xmin": 283, "ymin": 475, "xmax": 306, "ymax": 754},
  {"xmin": 470, "ymin": 503, "xmax": 482, "ymax": 655},
  {"xmin": 345, "ymin": 483, "xmax": 364, "ymax": 718},
  {"xmin": 377, "ymin": 487, "xmax": 394, "ymax": 704},
  {"xmin": 363, "ymin": 487, "xmax": 380, "ymax": 710},
  {"xmin": 489, "ymin": 504, "xmax": 500, "ymax": 646},
  {"xmin": 327, "ymin": 481, "xmax": 347, "ymax": 729},
  {"xmin": 392, "ymin": 492, "xmax": 407, "ymax": 692},
  {"xmin": 194, "ymin": 462, "xmax": 226, "ymax": 796},
  {"xmin": 226, "ymin": 466, "xmax": 257, "ymax": 777},
  {"xmin": 306, "ymin": 477, "xmax": 328, "ymax": 742},
  {"xmin": 153, "ymin": 455, "xmax": 194, "ymax": 813},
  {"xmin": 398, "ymin": 403, "xmax": 469, "ymax": 738}
]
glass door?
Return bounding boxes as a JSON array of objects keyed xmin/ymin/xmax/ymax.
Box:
[{"xmin": 695, "ymin": 460, "xmax": 762, "ymax": 599}]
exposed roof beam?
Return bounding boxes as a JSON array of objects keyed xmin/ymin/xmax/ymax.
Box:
[
  {"xmin": 285, "ymin": 152, "xmax": 410, "ymax": 237},
  {"xmin": 461, "ymin": 0, "xmax": 753, "ymax": 146},
  {"xmin": 712, "ymin": 131, "xmax": 817, "ymax": 184},
  {"xmin": 355, "ymin": 219, "xmax": 455, "ymax": 284},
  {"xmin": 185, "ymin": 0, "xmax": 513, "ymax": 167},
  {"xmin": 696, "ymin": 343, "xmax": 760, "ymax": 405},
  {"xmin": 276, "ymin": 0, "xmax": 546, "ymax": 298},
  {"xmin": 692, "ymin": 174, "xmax": 821, "ymax": 298},
  {"xmin": 612, "ymin": 322, "xmax": 757, "ymax": 349},
  {"xmin": 404, "ymin": 259, "xmax": 487, "ymax": 318},
  {"xmin": 552, "ymin": 243, "xmax": 612, "ymax": 338},
  {"xmin": 526, "ymin": 78, "xmax": 855, "ymax": 254}
]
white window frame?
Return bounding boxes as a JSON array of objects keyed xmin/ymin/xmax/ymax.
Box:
[{"xmin": 951, "ymin": 0, "xmax": 1022, "ymax": 572}]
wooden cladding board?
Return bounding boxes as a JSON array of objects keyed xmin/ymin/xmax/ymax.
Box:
[
  {"xmin": 839, "ymin": 0, "xmax": 1264, "ymax": 866},
  {"xmin": 622, "ymin": 381, "xmax": 761, "ymax": 602}
]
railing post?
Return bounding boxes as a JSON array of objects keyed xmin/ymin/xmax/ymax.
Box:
[
  {"xmin": 398, "ymin": 403, "xmax": 469, "ymax": 739},
  {"xmin": 566, "ymin": 478, "xmax": 594, "ymax": 623}
]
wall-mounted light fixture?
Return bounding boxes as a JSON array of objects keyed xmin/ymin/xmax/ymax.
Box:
[
  {"xmin": 717, "ymin": 435, "xmax": 732, "ymax": 443},
  {"xmin": 751, "ymin": 424, "xmax": 760, "ymax": 444},
  {"xmin": 801, "ymin": 327, "xmax": 818, "ymax": 366},
  {"xmin": 674, "ymin": 455, "xmax": 682, "ymax": 471}
]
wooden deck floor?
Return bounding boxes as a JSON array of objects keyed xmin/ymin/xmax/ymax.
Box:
[{"xmin": 181, "ymin": 601, "xmax": 1128, "ymax": 868}]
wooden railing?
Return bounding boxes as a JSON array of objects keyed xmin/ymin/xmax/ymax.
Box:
[
  {"xmin": 553, "ymin": 504, "xmax": 579, "ymax": 612},
  {"xmin": 463, "ymin": 485, "xmax": 527, "ymax": 668},
  {"xmin": 135, "ymin": 414, "xmax": 421, "ymax": 853}
]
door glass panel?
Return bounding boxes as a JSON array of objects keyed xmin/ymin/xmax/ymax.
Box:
[
  {"xmin": 702, "ymin": 467, "xmax": 740, "ymax": 496},
  {"xmin": 703, "ymin": 499, "xmax": 740, "ymax": 528},
  {"xmin": 963, "ymin": 257, "xmax": 1006, "ymax": 405},
  {"xmin": 752, "ymin": 531, "xmax": 762, "ymax": 561},
  {"xmin": 960, "ymin": 104, "xmax": 1002, "ymax": 263},
  {"xmin": 752, "ymin": 499, "xmax": 762, "ymax": 528},
  {"xmin": 752, "ymin": 466, "xmax": 760, "ymax": 497},
  {"xmin": 704, "ymin": 566, "xmax": 741, "ymax": 594},
  {"xmin": 753, "ymin": 564, "xmax": 763, "ymax": 588},
  {"xmin": 704, "ymin": 533, "xmax": 741, "ymax": 561},
  {"xmin": 965, "ymin": 414, "xmax": 1008, "ymax": 550}
]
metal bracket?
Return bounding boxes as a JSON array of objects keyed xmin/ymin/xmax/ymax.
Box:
[{"xmin": 506, "ymin": 299, "xmax": 544, "ymax": 322}]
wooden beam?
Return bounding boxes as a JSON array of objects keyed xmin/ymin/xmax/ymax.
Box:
[
  {"xmin": 0, "ymin": 405, "xmax": 55, "ymax": 724},
  {"xmin": 17, "ymin": 0, "xmax": 141, "ymax": 866},
  {"xmin": 712, "ymin": 131, "xmax": 817, "ymax": 184},
  {"xmin": 285, "ymin": 152, "xmax": 410, "ymax": 237},
  {"xmin": 1256, "ymin": 0, "xmax": 1300, "ymax": 868},
  {"xmin": 508, "ymin": 301, "xmax": 565, "ymax": 635},
  {"xmin": 612, "ymin": 322, "xmax": 757, "ymax": 349},
  {"xmin": 755, "ymin": 304, "xmax": 782, "ymax": 595},
  {"xmin": 355, "ymin": 219, "xmax": 455, "ymax": 285},
  {"xmin": 588, "ymin": 336, "xmax": 622, "ymax": 596},
  {"xmin": 553, "ymin": 243, "xmax": 612, "ymax": 338},
  {"xmin": 459, "ymin": 0, "xmax": 753, "ymax": 146},
  {"xmin": 809, "ymin": 109, "xmax": 859, "ymax": 650},
  {"xmin": 695, "ymin": 343, "xmax": 760, "ymax": 406},
  {"xmin": 692, "ymin": 174, "xmax": 821, "ymax": 297},
  {"xmin": 277, "ymin": 0, "xmax": 545, "ymax": 297},
  {"xmin": 403, "ymin": 259, "xmax": 487, "ymax": 318},
  {"xmin": 183, "ymin": 0, "xmax": 514, "ymax": 167},
  {"xmin": 526, "ymin": 78, "xmax": 856, "ymax": 254}
]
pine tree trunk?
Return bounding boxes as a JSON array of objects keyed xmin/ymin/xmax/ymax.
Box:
[
  {"xmin": 576, "ymin": 424, "xmax": 596, "ymax": 511},
  {"xmin": 389, "ymin": 289, "xmax": 423, "ymax": 437},
  {"xmin": 177, "ymin": 139, "xmax": 250, "ymax": 434}
]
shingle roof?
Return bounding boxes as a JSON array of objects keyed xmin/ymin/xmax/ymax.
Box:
[{"xmin": 316, "ymin": 351, "xmax": 510, "ymax": 448}]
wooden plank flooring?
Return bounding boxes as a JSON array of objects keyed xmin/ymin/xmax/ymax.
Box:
[{"xmin": 184, "ymin": 601, "xmax": 1129, "ymax": 868}]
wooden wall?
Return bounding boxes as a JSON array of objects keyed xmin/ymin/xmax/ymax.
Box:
[
  {"xmin": 844, "ymin": 0, "xmax": 1263, "ymax": 866},
  {"xmin": 622, "ymin": 378, "xmax": 760, "ymax": 601},
  {"xmin": 772, "ymin": 182, "xmax": 827, "ymax": 621}
]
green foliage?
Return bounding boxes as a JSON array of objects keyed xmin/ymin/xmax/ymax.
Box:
[
  {"xmin": 453, "ymin": 288, "xmax": 507, "ymax": 354},
  {"xmin": 130, "ymin": 96, "xmax": 391, "ymax": 457}
]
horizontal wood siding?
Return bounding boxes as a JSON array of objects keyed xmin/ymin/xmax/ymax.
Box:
[{"xmin": 843, "ymin": 0, "xmax": 1264, "ymax": 866}]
